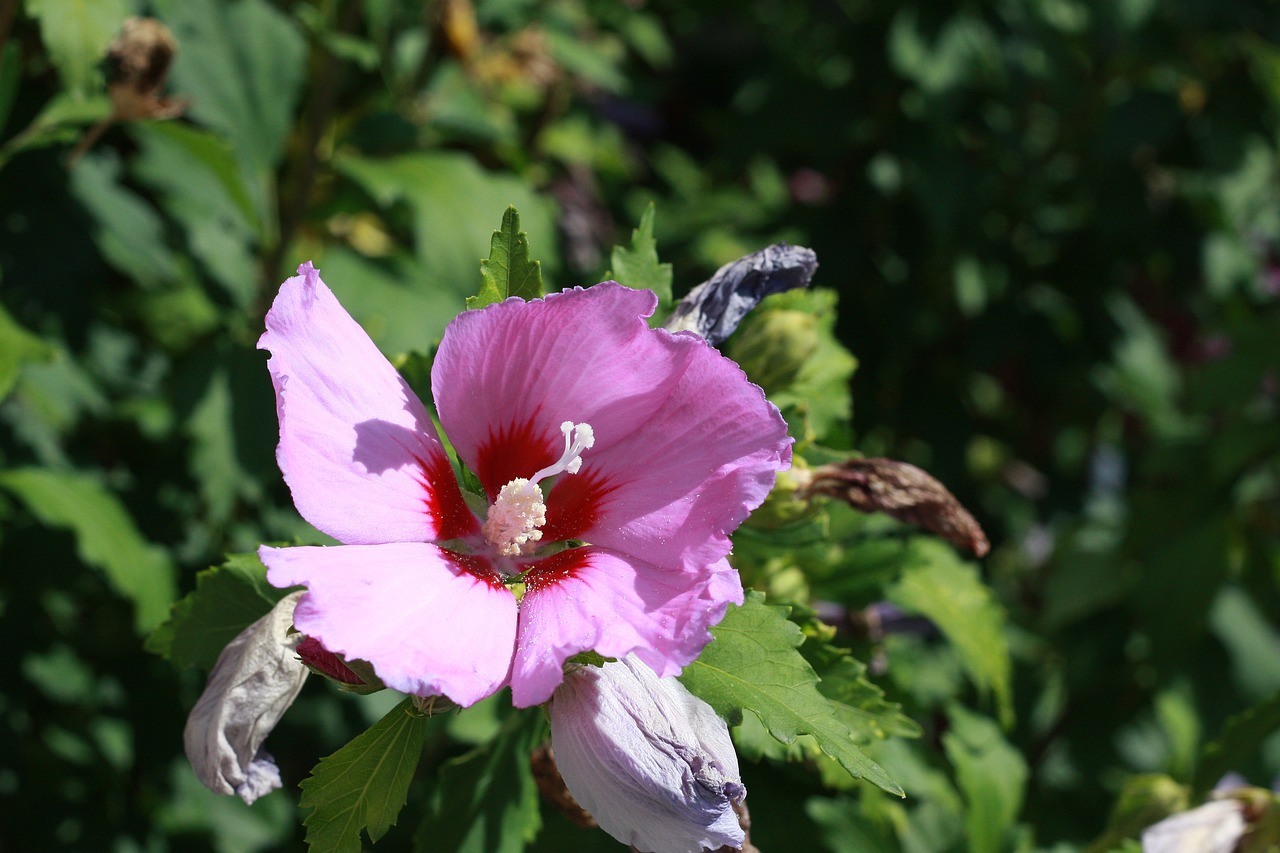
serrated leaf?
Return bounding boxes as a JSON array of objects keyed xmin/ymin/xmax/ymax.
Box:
[
  {"xmin": 0, "ymin": 467, "xmax": 175, "ymax": 632},
  {"xmin": 467, "ymin": 206, "xmax": 544, "ymax": 310},
  {"xmin": 1192, "ymin": 692, "xmax": 1280, "ymax": 796},
  {"xmin": 300, "ymin": 698, "xmax": 432, "ymax": 852},
  {"xmin": 802, "ymin": 640, "xmax": 923, "ymax": 743},
  {"xmin": 145, "ymin": 553, "xmax": 290, "ymax": 668},
  {"xmin": 887, "ymin": 540, "xmax": 1013, "ymax": 726},
  {"xmin": 608, "ymin": 202, "xmax": 672, "ymax": 310},
  {"xmin": 680, "ymin": 592, "xmax": 903, "ymax": 795},
  {"xmin": 0, "ymin": 302, "xmax": 55, "ymax": 401},
  {"xmin": 414, "ymin": 707, "xmax": 544, "ymax": 853}
]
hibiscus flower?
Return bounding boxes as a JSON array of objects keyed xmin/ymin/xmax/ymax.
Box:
[{"xmin": 258, "ymin": 263, "xmax": 791, "ymax": 708}]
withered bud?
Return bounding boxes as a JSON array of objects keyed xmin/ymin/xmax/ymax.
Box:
[
  {"xmin": 106, "ymin": 17, "xmax": 185, "ymax": 121},
  {"xmin": 530, "ymin": 743, "xmax": 598, "ymax": 829},
  {"xmin": 800, "ymin": 458, "xmax": 990, "ymax": 558},
  {"xmin": 664, "ymin": 243, "xmax": 818, "ymax": 346}
]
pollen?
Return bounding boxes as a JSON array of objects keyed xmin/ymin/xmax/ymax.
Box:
[{"xmin": 483, "ymin": 479, "xmax": 546, "ymax": 556}]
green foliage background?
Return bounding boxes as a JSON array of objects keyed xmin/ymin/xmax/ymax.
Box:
[{"xmin": 1, "ymin": 0, "xmax": 1279, "ymax": 850}]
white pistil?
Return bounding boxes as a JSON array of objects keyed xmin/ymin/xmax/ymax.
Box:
[{"xmin": 483, "ymin": 421, "xmax": 594, "ymax": 557}]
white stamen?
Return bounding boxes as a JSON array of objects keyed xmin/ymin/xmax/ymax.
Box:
[
  {"xmin": 531, "ymin": 421, "xmax": 595, "ymax": 483},
  {"xmin": 482, "ymin": 421, "xmax": 595, "ymax": 557},
  {"xmin": 482, "ymin": 479, "xmax": 546, "ymax": 556}
]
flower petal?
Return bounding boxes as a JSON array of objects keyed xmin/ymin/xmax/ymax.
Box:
[
  {"xmin": 260, "ymin": 263, "xmax": 477, "ymax": 544},
  {"xmin": 543, "ymin": 333, "xmax": 791, "ymax": 572},
  {"xmin": 260, "ymin": 542, "xmax": 515, "ymax": 706},
  {"xmin": 509, "ymin": 548, "xmax": 743, "ymax": 707},
  {"xmin": 431, "ymin": 284, "xmax": 699, "ymax": 497}
]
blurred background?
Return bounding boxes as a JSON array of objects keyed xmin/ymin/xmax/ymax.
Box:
[{"xmin": 1, "ymin": 0, "xmax": 1278, "ymax": 850}]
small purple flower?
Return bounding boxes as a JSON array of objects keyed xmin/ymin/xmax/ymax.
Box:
[
  {"xmin": 258, "ymin": 264, "xmax": 791, "ymax": 708},
  {"xmin": 549, "ymin": 656, "xmax": 746, "ymax": 853}
]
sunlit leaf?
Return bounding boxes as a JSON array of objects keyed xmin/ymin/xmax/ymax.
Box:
[
  {"xmin": 608, "ymin": 202, "xmax": 672, "ymax": 311},
  {"xmin": 467, "ymin": 206, "xmax": 544, "ymax": 310},
  {"xmin": 300, "ymin": 698, "xmax": 432, "ymax": 852},
  {"xmin": 680, "ymin": 592, "xmax": 903, "ymax": 795}
]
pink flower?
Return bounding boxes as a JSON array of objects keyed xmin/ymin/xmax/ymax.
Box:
[{"xmin": 258, "ymin": 263, "xmax": 791, "ymax": 708}]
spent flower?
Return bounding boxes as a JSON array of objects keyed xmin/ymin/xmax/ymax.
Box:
[{"xmin": 549, "ymin": 655, "xmax": 747, "ymax": 853}]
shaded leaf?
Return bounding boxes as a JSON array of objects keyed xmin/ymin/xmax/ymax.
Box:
[
  {"xmin": 467, "ymin": 206, "xmax": 544, "ymax": 310},
  {"xmin": 414, "ymin": 707, "xmax": 544, "ymax": 853},
  {"xmin": 25, "ymin": 0, "xmax": 131, "ymax": 97},
  {"xmin": 301, "ymin": 698, "xmax": 432, "ymax": 852},
  {"xmin": 680, "ymin": 592, "xmax": 902, "ymax": 796},
  {"xmin": 0, "ymin": 302, "xmax": 55, "ymax": 401},
  {"xmin": 336, "ymin": 151, "xmax": 558, "ymax": 296},
  {"xmin": 0, "ymin": 467, "xmax": 175, "ymax": 631},
  {"xmin": 146, "ymin": 553, "xmax": 290, "ymax": 669},
  {"xmin": 1192, "ymin": 692, "xmax": 1280, "ymax": 797},
  {"xmin": 942, "ymin": 704, "xmax": 1027, "ymax": 853},
  {"xmin": 887, "ymin": 541, "xmax": 1012, "ymax": 725}
]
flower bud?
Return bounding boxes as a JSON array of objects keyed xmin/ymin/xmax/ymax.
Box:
[
  {"xmin": 183, "ymin": 591, "xmax": 308, "ymax": 804},
  {"xmin": 548, "ymin": 655, "xmax": 746, "ymax": 853}
]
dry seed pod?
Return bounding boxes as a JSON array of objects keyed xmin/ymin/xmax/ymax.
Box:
[{"xmin": 801, "ymin": 458, "xmax": 990, "ymax": 558}]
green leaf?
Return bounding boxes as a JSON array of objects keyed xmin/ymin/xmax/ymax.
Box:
[
  {"xmin": 608, "ymin": 202, "xmax": 673, "ymax": 311},
  {"xmin": 1192, "ymin": 692, "xmax": 1280, "ymax": 796},
  {"xmin": 0, "ymin": 467, "xmax": 175, "ymax": 632},
  {"xmin": 69, "ymin": 151, "xmax": 180, "ymax": 289},
  {"xmin": 942, "ymin": 704, "xmax": 1027, "ymax": 853},
  {"xmin": 467, "ymin": 206, "xmax": 544, "ymax": 310},
  {"xmin": 149, "ymin": 0, "xmax": 306, "ymax": 223},
  {"xmin": 0, "ymin": 302, "xmax": 55, "ymax": 401},
  {"xmin": 414, "ymin": 708, "xmax": 544, "ymax": 853},
  {"xmin": 887, "ymin": 540, "xmax": 1013, "ymax": 726},
  {"xmin": 336, "ymin": 151, "xmax": 559, "ymax": 296},
  {"xmin": 24, "ymin": 0, "xmax": 131, "ymax": 97},
  {"xmin": 145, "ymin": 553, "xmax": 289, "ymax": 669},
  {"xmin": 680, "ymin": 591, "xmax": 903, "ymax": 795},
  {"xmin": 300, "ymin": 698, "xmax": 432, "ymax": 852}
]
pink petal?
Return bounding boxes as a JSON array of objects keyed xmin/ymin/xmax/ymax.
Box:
[
  {"xmin": 542, "ymin": 334, "xmax": 792, "ymax": 572},
  {"xmin": 260, "ymin": 263, "xmax": 477, "ymax": 544},
  {"xmin": 260, "ymin": 542, "xmax": 516, "ymax": 707},
  {"xmin": 431, "ymin": 284, "xmax": 699, "ymax": 497},
  {"xmin": 508, "ymin": 548, "xmax": 743, "ymax": 707}
]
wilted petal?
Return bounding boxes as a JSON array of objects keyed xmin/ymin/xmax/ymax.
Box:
[
  {"xmin": 260, "ymin": 543, "xmax": 516, "ymax": 707},
  {"xmin": 1141, "ymin": 799, "xmax": 1246, "ymax": 853},
  {"xmin": 259, "ymin": 262, "xmax": 476, "ymax": 545},
  {"xmin": 184, "ymin": 591, "xmax": 308, "ymax": 804},
  {"xmin": 510, "ymin": 549, "xmax": 743, "ymax": 708},
  {"xmin": 431, "ymin": 284, "xmax": 698, "ymax": 497},
  {"xmin": 549, "ymin": 656, "xmax": 745, "ymax": 853}
]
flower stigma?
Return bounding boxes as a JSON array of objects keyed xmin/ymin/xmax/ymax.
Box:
[{"xmin": 483, "ymin": 421, "xmax": 594, "ymax": 557}]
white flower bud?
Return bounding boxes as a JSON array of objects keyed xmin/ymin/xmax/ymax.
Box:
[
  {"xmin": 183, "ymin": 591, "xmax": 308, "ymax": 804},
  {"xmin": 549, "ymin": 655, "xmax": 746, "ymax": 853},
  {"xmin": 1141, "ymin": 798, "xmax": 1246, "ymax": 853}
]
